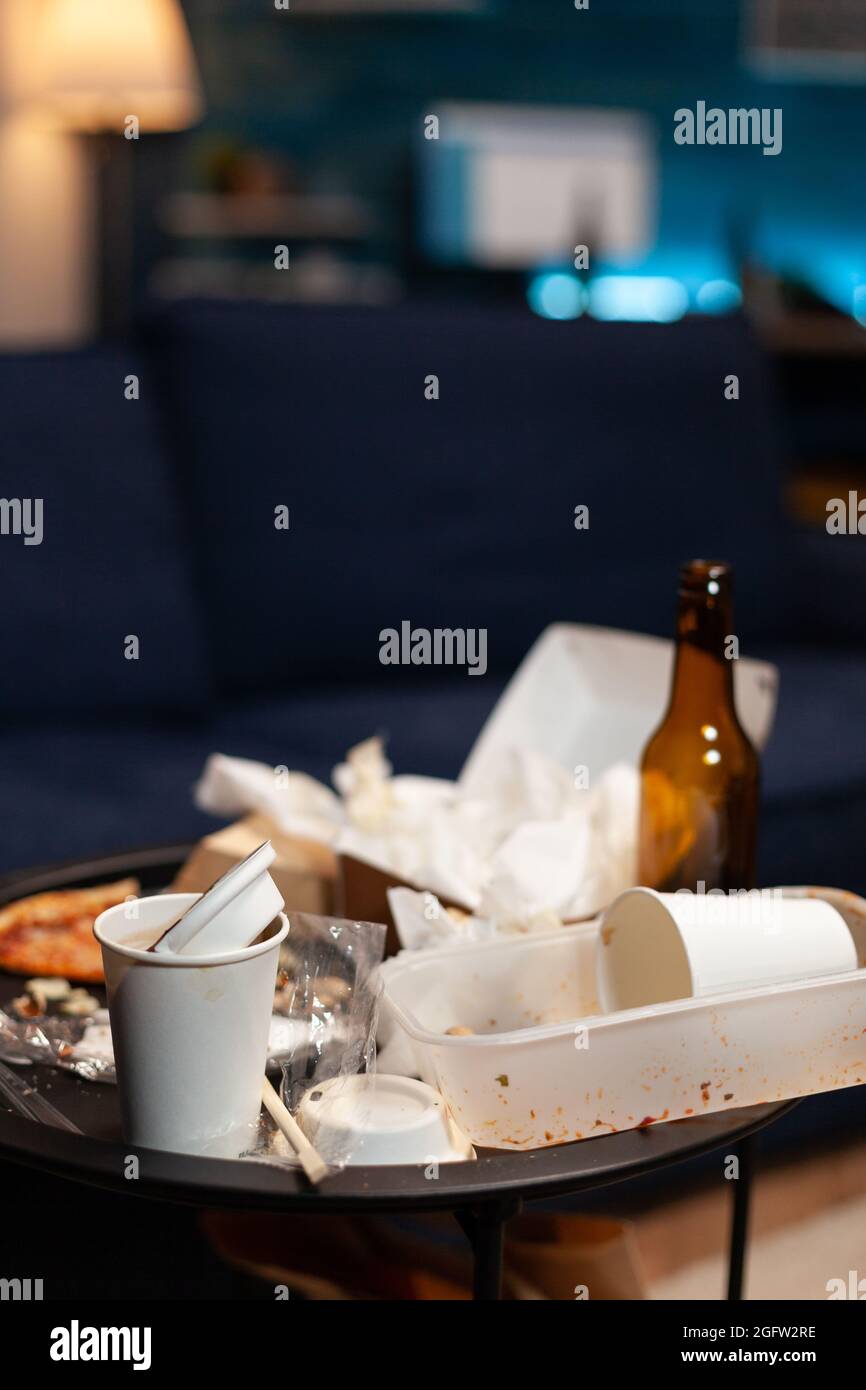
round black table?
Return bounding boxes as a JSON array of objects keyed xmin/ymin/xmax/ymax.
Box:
[{"xmin": 0, "ymin": 846, "xmax": 797, "ymax": 1299}]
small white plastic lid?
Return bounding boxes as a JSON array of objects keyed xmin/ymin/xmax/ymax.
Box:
[
  {"xmin": 151, "ymin": 841, "xmax": 285, "ymax": 956},
  {"xmin": 296, "ymin": 1074, "xmax": 475, "ymax": 1167}
]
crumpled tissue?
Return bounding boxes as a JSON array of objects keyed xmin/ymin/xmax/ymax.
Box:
[{"xmin": 195, "ymin": 735, "xmax": 639, "ymax": 943}]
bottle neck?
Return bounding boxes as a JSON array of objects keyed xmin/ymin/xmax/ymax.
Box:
[{"xmin": 667, "ymin": 573, "xmax": 735, "ymax": 717}]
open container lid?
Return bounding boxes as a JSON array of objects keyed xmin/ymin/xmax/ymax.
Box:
[{"xmin": 150, "ymin": 841, "xmax": 284, "ymax": 956}]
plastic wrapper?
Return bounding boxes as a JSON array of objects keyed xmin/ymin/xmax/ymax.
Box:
[
  {"xmin": 0, "ymin": 1003, "xmax": 115, "ymax": 1082},
  {"xmin": 265, "ymin": 912, "xmax": 386, "ymax": 1169}
]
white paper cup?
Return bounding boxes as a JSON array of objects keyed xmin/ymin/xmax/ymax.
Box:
[
  {"xmin": 94, "ymin": 893, "xmax": 288, "ymax": 1158},
  {"xmin": 596, "ymin": 886, "xmax": 857, "ymax": 1014}
]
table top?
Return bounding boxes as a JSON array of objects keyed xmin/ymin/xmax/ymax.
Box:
[{"xmin": 0, "ymin": 845, "xmax": 796, "ymax": 1214}]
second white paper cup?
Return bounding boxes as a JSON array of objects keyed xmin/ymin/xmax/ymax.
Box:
[
  {"xmin": 597, "ymin": 886, "xmax": 857, "ymax": 1014},
  {"xmin": 94, "ymin": 893, "xmax": 288, "ymax": 1158}
]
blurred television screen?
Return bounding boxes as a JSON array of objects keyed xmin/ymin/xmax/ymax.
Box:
[{"xmin": 419, "ymin": 103, "xmax": 656, "ymax": 268}]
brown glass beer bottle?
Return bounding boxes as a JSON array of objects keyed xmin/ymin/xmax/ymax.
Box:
[{"xmin": 638, "ymin": 560, "xmax": 760, "ymax": 892}]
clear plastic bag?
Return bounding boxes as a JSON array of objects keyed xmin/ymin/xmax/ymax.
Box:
[
  {"xmin": 266, "ymin": 912, "xmax": 386, "ymax": 1168},
  {"xmin": 0, "ymin": 1004, "xmax": 115, "ymax": 1082}
]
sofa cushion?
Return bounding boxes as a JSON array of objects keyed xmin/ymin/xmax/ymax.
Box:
[
  {"xmin": 150, "ymin": 301, "xmax": 793, "ymax": 696},
  {"xmin": 0, "ymin": 678, "xmax": 501, "ymax": 875},
  {"xmin": 789, "ymin": 526, "xmax": 866, "ymax": 646},
  {"xmin": 0, "ymin": 347, "xmax": 210, "ymax": 714}
]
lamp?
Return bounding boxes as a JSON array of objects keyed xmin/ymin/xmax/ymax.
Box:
[
  {"xmin": 36, "ymin": 0, "xmax": 203, "ymax": 133},
  {"xmin": 34, "ymin": 0, "xmax": 204, "ymax": 337}
]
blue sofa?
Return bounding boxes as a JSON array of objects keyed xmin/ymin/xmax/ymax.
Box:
[{"xmin": 1, "ymin": 300, "xmax": 864, "ymax": 900}]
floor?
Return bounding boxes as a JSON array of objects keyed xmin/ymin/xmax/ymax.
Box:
[{"xmin": 641, "ymin": 1138, "xmax": 866, "ymax": 1300}]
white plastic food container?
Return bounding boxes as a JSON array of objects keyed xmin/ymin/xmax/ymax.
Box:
[{"xmin": 382, "ymin": 887, "xmax": 866, "ymax": 1151}]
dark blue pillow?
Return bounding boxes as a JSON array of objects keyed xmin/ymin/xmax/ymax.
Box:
[
  {"xmin": 0, "ymin": 347, "xmax": 210, "ymax": 714},
  {"xmin": 151, "ymin": 301, "xmax": 792, "ymax": 694}
]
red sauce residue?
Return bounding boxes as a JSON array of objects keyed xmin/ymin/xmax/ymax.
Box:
[
  {"xmin": 637, "ymin": 1109, "xmax": 669, "ymax": 1128},
  {"xmin": 684, "ymin": 1107, "xmax": 694, "ymax": 1115}
]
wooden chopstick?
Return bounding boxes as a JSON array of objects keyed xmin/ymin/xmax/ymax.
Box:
[{"xmin": 261, "ymin": 1076, "xmax": 329, "ymax": 1185}]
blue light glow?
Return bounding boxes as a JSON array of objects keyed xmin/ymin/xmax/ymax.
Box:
[
  {"xmin": 527, "ymin": 272, "xmax": 587, "ymax": 321},
  {"xmin": 695, "ymin": 279, "xmax": 742, "ymax": 314},
  {"xmin": 587, "ymin": 276, "xmax": 688, "ymax": 323},
  {"xmin": 853, "ymin": 285, "xmax": 866, "ymax": 325}
]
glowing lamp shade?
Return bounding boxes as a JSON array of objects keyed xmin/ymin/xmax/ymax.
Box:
[{"xmin": 36, "ymin": 0, "xmax": 203, "ymax": 132}]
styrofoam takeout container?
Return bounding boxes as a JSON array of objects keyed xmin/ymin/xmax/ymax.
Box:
[
  {"xmin": 95, "ymin": 893, "xmax": 288, "ymax": 1159},
  {"xmin": 382, "ymin": 887, "xmax": 866, "ymax": 1151}
]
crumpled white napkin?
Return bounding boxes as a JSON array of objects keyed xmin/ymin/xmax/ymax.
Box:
[
  {"xmin": 195, "ymin": 752, "xmax": 345, "ymax": 844},
  {"xmin": 194, "ymin": 736, "xmax": 639, "ymax": 940}
]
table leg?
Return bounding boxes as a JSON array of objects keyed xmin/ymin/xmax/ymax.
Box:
[
  {"xmin": 455, "ymin": 1203, "xmax": 517, "ymax": 1300},
  {"xmin": 727, "ymin": 1132, "xmax": 755, "ymax": 1301}
]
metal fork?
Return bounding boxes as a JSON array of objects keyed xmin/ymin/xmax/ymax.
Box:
[{"xmin": 0, "ymin": 1060, "xmax": 82, "ymax": 1133}]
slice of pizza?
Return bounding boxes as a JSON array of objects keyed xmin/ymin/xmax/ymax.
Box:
[{"xmin": 0, "ymin": 878, "xmax": 140, "ymax": 983}]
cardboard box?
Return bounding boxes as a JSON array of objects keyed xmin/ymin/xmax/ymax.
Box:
[
  {"xmin": 337, "ymin": 852, "xmax": 468, "ymax": 957},
  {"xmin": 173, "ymin": 814, "xmax": 338, "ymax": 916}
]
